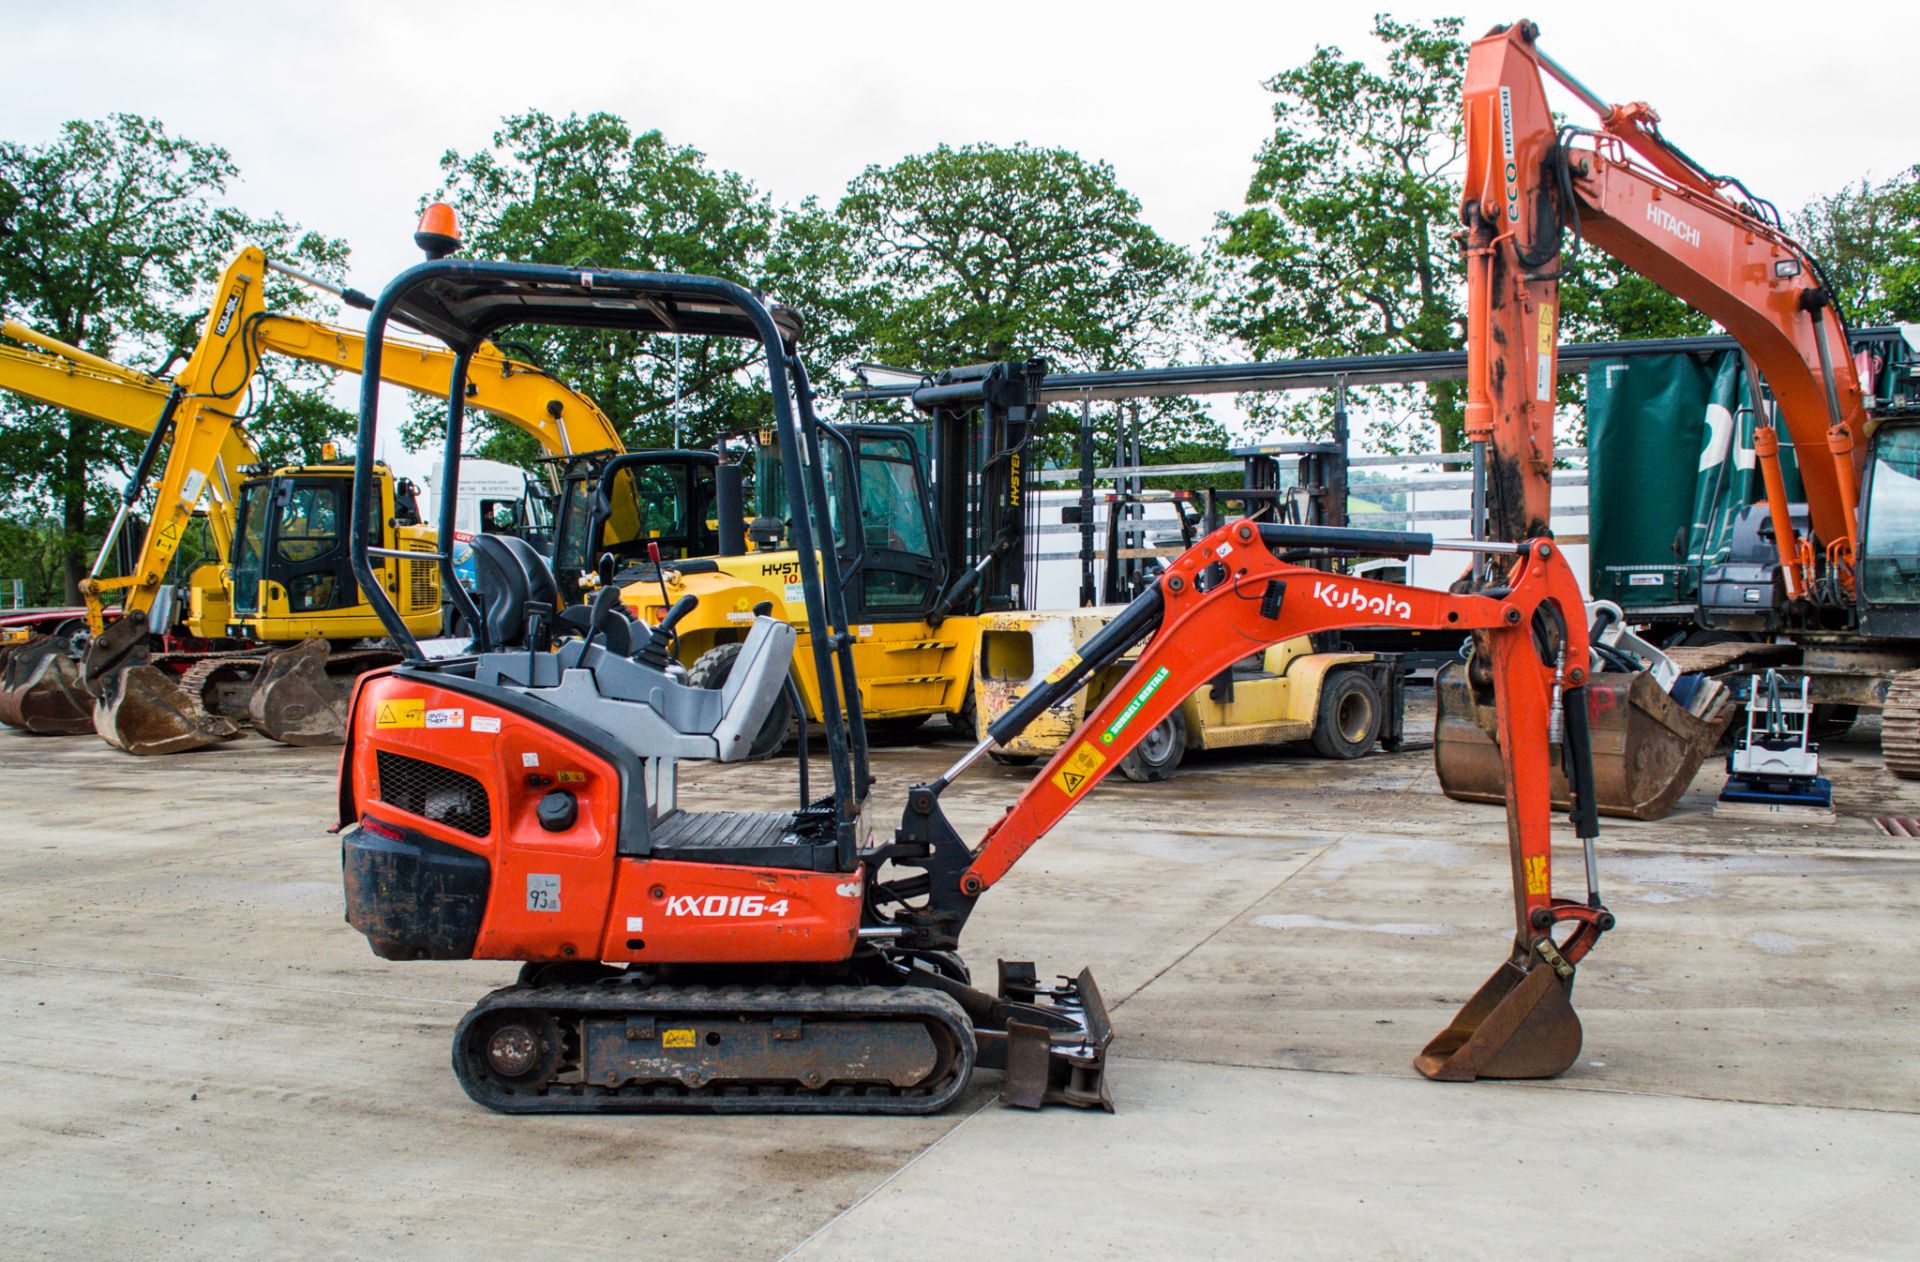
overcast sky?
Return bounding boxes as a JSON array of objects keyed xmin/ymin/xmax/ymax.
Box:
[
  {"xmin": 8, "ymin": 0, "xmax": 1917, "ymax": 464},
  {"xmin": 12, "ymin": 0, "xmax": 1916, "ymax": 297}
]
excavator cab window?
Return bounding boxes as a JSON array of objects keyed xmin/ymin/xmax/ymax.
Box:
[
  {"xmin": 1861, "ymin": 426, "xmax": 1920, "ymax": 605},
  {"xmin": 230, "ymin": 481, "xmax": 272, "ymax": 616},
  {"xmin": 855, "ymin": 429, "xmax": 939, "ymax": 611}
]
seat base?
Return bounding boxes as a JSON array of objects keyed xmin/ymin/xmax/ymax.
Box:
[{"xmin": 650, "ymin": 809, "xmax": 839, "ymax": 871}]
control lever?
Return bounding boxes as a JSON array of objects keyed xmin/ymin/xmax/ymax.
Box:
[
  {"xmin": 635, "ymin": 593, "xmax": 700, "ymax": 671},
  {"xmin": 646, "ymin": 542, "xmax": 681, "ymax": 660}
]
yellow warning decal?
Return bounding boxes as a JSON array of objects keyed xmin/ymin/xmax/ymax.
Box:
[
  {"xmin": 557, "ymin": 770, "xmax": 586, "ymax": 784},
  {"xmin": 1536, "ymin": 303, "xmax": 1556, "ymax": 403},
  {"xmin": 1042, "ymin": 651, "xmax": 1082, "ymax": 686},
  {"xmin": 1524, "ymin": 855, "xmax": 1549, "ymax": 897},
  {"xmin": 662, "ymin": 1028, "xmax": 697, "ymax": 1049},
  {"xmin": 375, "ymin": 698, "xmax": 425, "ymax": 729},
  {"xmin": 1050, "ymin": 742, "xmax": 1108, "ymax": 798}
]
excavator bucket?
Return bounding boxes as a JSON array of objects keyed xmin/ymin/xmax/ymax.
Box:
[
  {"xmin": 1434, "ymin": 663, "xmax": 1731, "ymax": 820},
  {"xmin": 246, "ymin": 638, "xmax": 354, "ymax": 746},
  {"xmin": 93, "ymin": 664, "xmax": 241, "ymax": 755},
  {"xmin": 1414, "ymin": 951, "xmax": 1583, "ymax": 1082},
  {"xmin": 0, "ymin": 634, "xmax": 95, "ymax": 734},
  {"xmin": 84, "ymin": 613, "xmax": 241, "ymax": 755}
]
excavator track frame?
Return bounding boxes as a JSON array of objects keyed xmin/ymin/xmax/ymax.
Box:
[{"xmin": 452, "ymin": 978, "xmax": 977, "ymax": 1115}]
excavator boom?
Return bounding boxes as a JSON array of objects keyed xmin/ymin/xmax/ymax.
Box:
[{"xmin": 1462, "ymin": 18, "xmax": 1868, "ymax": 563}]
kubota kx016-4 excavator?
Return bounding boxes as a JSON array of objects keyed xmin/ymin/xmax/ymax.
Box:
[
  {"xmin": 334, "ymin": 258, "xmax": 1610, "ymax": 1113},
  {"xmin": 1435, "ymin": 18, "xmax": 1920, "ymax": 808},
  {"xmin": 0, "ymin": 243, "xmax": 627, "ymax": 753}
]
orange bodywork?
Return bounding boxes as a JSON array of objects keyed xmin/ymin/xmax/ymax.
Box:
[
  {"xmin": 960, "ymin": 521, "xmax": 1602, "ymax": 964},
  {"xmin": 1462, "ymin": 20, "xmax": 1869, "ymax": 568},
  {"xmin": 343, "ymin": 672, "xmax": 860, "ymax": 966}
]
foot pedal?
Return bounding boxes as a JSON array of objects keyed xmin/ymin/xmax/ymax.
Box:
[{"xmin": 995, "ymin": 962, "xmax": 1115, "ymax": 1111}]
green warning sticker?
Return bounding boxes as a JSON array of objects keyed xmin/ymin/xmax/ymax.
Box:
[{"xmin": 1101, "ymin": 666, "xmax": 1170, "ymax": 746}]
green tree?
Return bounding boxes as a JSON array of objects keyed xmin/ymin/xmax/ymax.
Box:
[
  {"xmin": 1793, "ymin": 169, "xmax": 1920, "ymax": 325},
  {"xmin": 1212, "ymin": 15, "xmax": 1704, "ymax": 452},
  {"xmin": 431, "ymin": 112, "xmax": 787, "ymax": 461},
  {"xmin": 0, "ymin": 114, "xmax": 348, "ymax": 600},
  {"xmin": 784, "ymin": 142, "xmax": 1215, "ymax": 465}
]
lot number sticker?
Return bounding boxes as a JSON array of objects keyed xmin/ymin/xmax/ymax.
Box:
[{"xmin": 527, "ymin": 874, "xmax": 561, "ymax": 912}]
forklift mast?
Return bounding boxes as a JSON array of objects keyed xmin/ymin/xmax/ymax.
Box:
[{"xmin": 919, "ymin": 359, "xmax": 1047, "ymax": 616}]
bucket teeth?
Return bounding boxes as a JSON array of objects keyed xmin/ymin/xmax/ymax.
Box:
[{"xmin": 1414, "ymin": 954, "xmax": 1583, "ymax": 1082}]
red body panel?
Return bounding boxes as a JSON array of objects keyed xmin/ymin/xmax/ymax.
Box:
[{"xmin": 345, "ymin": 671, "xmax": 859, "ymax": 966}]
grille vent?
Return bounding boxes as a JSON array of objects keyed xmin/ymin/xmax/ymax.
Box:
[
  {"xmin": 376, "ymin": 751, "xmax": 491, "ymax": 838},
  {"xmin": 406, "ymin": 549, "xmax": 439, "ymax": 614}
]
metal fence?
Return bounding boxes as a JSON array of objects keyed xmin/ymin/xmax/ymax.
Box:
[
  {"xmin": 1027, "ymin": 448, "xmax": 1590, "ymax": 562},
  {"xmin": 0, "ymin": 578, "xmax": 24, "ymax": 611}
]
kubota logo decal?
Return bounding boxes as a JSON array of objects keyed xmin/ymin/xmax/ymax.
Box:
[
  {"xmin": 1312, "ymin": 580, "xmax": 1412, "ymax": 621},
  {"xmin": 665, "ymin": 894, "xmax": 790, "ymax": 917}
]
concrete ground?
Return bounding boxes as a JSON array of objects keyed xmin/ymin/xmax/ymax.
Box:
[{"xmin": 3, "ymin": 696, "xmax": 1918, "ymax": 1259}]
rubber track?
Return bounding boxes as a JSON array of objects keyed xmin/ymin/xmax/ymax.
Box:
[
  {"xmin": 1882, "ymin": 669, "xmax": 1920, "ymax": 779},
  {"xmin": 451, "ymin": 981, "xmax": 977, "ymax": 1115}
]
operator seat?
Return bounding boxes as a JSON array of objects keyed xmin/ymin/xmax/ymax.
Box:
[
  {"xmin": 467, "ymin": 534, "xmax": 558, "ymax": 649},
  {"xmin": 471, "ymin": 614, "xmax": 818, "ymax": 867}
]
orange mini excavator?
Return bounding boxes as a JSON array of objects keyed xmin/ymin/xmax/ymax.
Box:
[{"xmin": 337, "ymin": 251, "xmax": 1610, "ymax": 1113}]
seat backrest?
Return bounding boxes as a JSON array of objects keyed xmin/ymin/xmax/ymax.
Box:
[
  {"xmin": 712, "ymin": 616, "xmax": 797, "ymax": 762},
  {"xmin": 468, "ymin": 534, "xmax": 559, "ymax": 649}
]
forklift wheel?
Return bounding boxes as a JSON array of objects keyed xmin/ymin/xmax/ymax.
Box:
[
  {"xmin": 988, "ymin": 750, "xmax": 1038, "ymax": 767},
  {"xmin": 1119, "ymin": 711, "xmax": 1187, "ymax": 782},
  {"xmin": 1311, "ymin": 671, "xmax": 1381, "ymax": 760},
  {"xmin": 688, "ymin": 641, "xmax": 794, "ymax": 760}
]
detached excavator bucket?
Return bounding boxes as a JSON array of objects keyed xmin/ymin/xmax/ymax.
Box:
[
  {"xmin": 93, "ymin": 664, "xmax": 241, "ymax": 755},
  {"xmin": 0, "ymin": 634, "xmax": 95, "ymax": 734},
  {"xmin": 1434, "ymin": 663, "xmax": 1731, "ymax": 820},
  {"xmin": 248, "ymin": 639, "xmax": 392, "ymax": 746},
  {"xmin": 1414, "ymin": 950, "xmax": 1583, "ymax": 1082},
  {"xmin": 84, "ymin": 614, "xmax": 240, "ymax": 755}
]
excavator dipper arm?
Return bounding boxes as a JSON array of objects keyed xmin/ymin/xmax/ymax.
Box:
[
  {"xmin": 1463, "ymin": 19, "xmax": 1868, "ymax": 575},
  {"xmin": 881, "ymin": 519, "xmax": 1609, "ymax": 1085}
]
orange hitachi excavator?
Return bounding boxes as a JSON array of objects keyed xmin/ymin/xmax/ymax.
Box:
[
  {"xmin": 1437, "ymin": 18, "xmax": 1920, "ymax": 805},
  {"xmin": 336, "ymin": 257, "xmax": 1609, "ymax": 1113}
]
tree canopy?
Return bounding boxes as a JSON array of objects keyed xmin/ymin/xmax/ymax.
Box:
[
  {"xmin": 0, "ymin": 114, "xmax": 347, "ymax": 601},
  {"xmin": 431, "ymin": 111, "xmax": 787, "ymax": 460}
]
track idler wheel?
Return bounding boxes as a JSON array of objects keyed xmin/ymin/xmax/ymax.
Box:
[
  {"xmin": 247, "ymin": 639, "xmax": 352, "ymax": 746},
  {"xmin": 93, "ymin": 664, "xmax": 240, "ymax": 755},
  {"xmin": 1413, "ymin": 947, "xmax": 1583, "ymax": 1082},
  {"xmin": 0, "ymin": 634, "xmax": 95, "ymax": 734}
]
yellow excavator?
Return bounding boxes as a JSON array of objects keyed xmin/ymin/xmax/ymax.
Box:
[{"xmin": 0, "ymin": 243, "xmax": 625, "ymax": 753}]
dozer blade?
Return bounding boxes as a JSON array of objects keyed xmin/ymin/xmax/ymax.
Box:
[
  {"xmin": 1434, "ymin": 662, "xmax": 1731, "ymax": 821},
  {"xmin": 0, "ymin": 635, "xmax": 95, "ymax": 734},
  {"xmin": 247, "ymin": 639, "xmax": 353, "ymax": 746},
  {"xmin": 1414, "ymin": 952, "xmax": 1583, "ymax": 1082},
  {"xmin": 93, "ymin": 664, "xmax": 240, "ymax": 755},
  {"xmin": 993, "ymin": 963, "xmax": 1115, "ymax": 1111}
]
